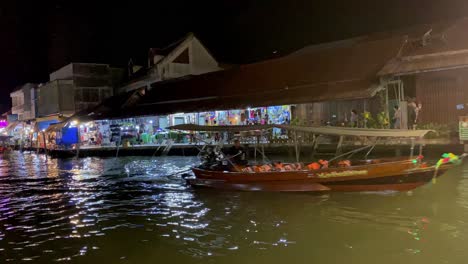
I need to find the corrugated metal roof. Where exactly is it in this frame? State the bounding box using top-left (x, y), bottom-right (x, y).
top-left (128, 35), bottom-right (404, 115)
top-left (379, 18), bottom-right (468, 76)
top-left (379, 49), bottom-right (468, 76)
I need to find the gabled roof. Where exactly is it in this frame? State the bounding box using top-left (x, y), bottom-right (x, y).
top-left (10, 83), bottom-right (38, 95)
top-left (148, 33), bottom-right (188, 57)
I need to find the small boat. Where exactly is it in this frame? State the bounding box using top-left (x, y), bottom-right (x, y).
top-left (189, 158), bottom-right (456, 192)
top-left (169, 124), bottom-right (465, 192)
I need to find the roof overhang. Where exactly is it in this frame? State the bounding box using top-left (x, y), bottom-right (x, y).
top-left (379, 49), bottom-right (468, 76)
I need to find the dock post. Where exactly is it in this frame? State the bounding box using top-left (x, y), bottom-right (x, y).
top-left (336, 136), bottom-right (344, 156)
top-left (261, 134), bottom-right (265, 163)
top-left (116, 139), bottom-right (121, 157)
top-left (42, 132), bottom-right (47, 155)
top-left (294, 131), bottom-right (299, 162)
top-left (410, 138), bottom-right (415, 159)
top-left (311, 135), bottom-right (320, 160)
top-left (254, 136), bottom-right (257, 164)
top-left (75, 142), bottom-right (80, 158)
top-left (75, 127), bottom-right (81, 158)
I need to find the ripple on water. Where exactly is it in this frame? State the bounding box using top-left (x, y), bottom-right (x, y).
top-left (2, 152), bottom-right (468, 263)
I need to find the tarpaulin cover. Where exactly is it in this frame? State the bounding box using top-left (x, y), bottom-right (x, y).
top-left (60, 127), bottom-right (78, 145)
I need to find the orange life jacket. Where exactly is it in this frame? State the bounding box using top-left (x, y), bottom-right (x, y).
top-left (307, 162), bottom-right (321, 170)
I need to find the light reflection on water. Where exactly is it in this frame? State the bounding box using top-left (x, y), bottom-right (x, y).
top-left (0, 151), bottom-right (468, 263)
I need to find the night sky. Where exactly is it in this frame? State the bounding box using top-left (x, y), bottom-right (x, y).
top-left (1, 0), bottom-right (468, 111)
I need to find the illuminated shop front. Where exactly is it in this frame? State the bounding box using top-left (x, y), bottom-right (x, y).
top-left (196, 105), bottom-right (292, 126)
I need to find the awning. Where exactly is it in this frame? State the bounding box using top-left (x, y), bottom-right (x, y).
top-left (45, 122), bottom-right (67, 133)
top-left (5, 121), bottom-right (21, 133)
top-left (36, 115), bottom-right (63, 122)
top-left (37, 120), bottom-right (59, 131)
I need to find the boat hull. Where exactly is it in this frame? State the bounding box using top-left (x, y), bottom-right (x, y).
top-left (188, 160), bottom-right (453, 192)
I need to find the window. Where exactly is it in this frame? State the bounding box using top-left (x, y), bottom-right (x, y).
top-left (74, 89), bottom-right (82, 101)
top-left (174, 117), bottom-right (185, 125)
top-left (173, 48), bottom-right (190, 64)
top-left (100, 89), bottom-right (112, 100)
top-left (82, 88), bottom-right (99, 102)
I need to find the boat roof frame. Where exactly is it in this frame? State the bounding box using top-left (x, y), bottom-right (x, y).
top-left (168, 124), bottom-right (433, 138)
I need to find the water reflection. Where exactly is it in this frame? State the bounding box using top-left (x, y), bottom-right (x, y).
top-left (1, 151), bottom-right (468, 263)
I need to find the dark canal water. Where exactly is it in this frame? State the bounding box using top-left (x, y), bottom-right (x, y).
top-left (1, 151), bottom-right (468, 263)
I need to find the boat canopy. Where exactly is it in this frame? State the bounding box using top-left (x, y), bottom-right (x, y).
top-left (168, 124), bottom-right (433, 138)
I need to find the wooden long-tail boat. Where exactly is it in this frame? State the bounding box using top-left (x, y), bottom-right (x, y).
top-left (169, 124), bottom-right (464, 192)
top-left (189, 160), bottom-right (455, 192)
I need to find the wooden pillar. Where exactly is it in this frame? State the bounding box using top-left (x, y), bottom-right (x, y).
top-left (293, 131), bottom-right (299, 162)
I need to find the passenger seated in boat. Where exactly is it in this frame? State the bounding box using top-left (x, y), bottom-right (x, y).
top-left (200, 147), bottom-right (218, 169)
top-left (242, 166), bottom-right (255, 172)
top-left (338, 160), bottom-right (351, 167)
top-left (273, 161), bottom-right (285, 171)
top-left (292, 162), bottom-right (304, 170)
top-left (253, 164), bottom-right (274, 172)
top-left (227, 139), bottom-right (248, 166)
top-left (319, 159), bottom-right (329, 169)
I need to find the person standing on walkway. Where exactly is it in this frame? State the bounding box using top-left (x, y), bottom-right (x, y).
top-left (408, 100), bottom-right (416, 129)
top-left (350, 109), bottom-right (358, 128)
top-left (414, 101), bottom-right (422, 129)
top-left (393, 105), bottom-right (401, 129)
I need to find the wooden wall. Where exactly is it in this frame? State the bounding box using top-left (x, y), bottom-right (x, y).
top-left (415, 68), bottom-right (468, 125)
